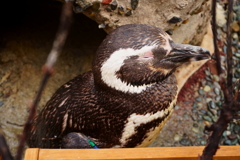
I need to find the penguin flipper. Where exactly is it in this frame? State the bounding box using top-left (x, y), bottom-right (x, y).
top-left (61, 132), bottom-right (99, 149)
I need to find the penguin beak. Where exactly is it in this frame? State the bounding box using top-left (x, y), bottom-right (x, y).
top-left (164, 43), bottom-right (211, 63)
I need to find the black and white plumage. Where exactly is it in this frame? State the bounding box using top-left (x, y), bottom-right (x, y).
top-left (28, 24), bottom-right (210, 148)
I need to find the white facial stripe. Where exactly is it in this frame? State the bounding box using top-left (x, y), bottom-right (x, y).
top-left (118, 100), bottom-right (175, 147)
top-left (164, 39), bottom-right (172, 56)
top-left (159, 33), bottom-right (172, 56)
top-left (165, 32), bottom-right (173, 40)
top-left (101, 46), bottom-right (156, 93)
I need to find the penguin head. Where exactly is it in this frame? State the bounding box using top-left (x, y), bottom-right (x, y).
top-left (93, 24), bottom-right (210, 93)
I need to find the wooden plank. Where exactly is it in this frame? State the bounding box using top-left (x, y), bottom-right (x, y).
top-left (24, 148), bottom-right (39, 160)
top-left (23, 146), bottom-right (240, 160)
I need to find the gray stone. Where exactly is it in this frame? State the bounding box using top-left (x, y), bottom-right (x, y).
top-left (237, 68), bottom-right (240, 73)
top-left (205, 76), bottom-right (212, 81)
top-left (203, 115), bottom-right (212, 122)
top-left (203, 85), bottom-right (211, 92)
top-left (233, 33), bottom-right (238, 40)
top-left (98, 24), bottom-right (105, 28)
top-left (206, 98), bottom-right (212, 103)
top-left (192, 109), bottom-right (198, 113)
top-left (231, 138), bottom-right (238, 145)
top-left (192, 103), bottom-right (197, 108)
top-left (168, 16), bottom-right (182, 23)
top-left (191, 114), bottom-right (197, 121)
top-left (192, 127), bottom-right (199, 133)
top-left (213, 75), bottom-right (220, 82)
top-left (195, 97), bottom-right (202, 102)
top-left (105, 6), bottom-right (112, 12)
top-left (198, 89), bottom-right (204, 95)
top-left (223, 139), bottom-right (232, 145)
top-left (131, 0), bottom-right (139, 10)
top-left (207, 111), bottom-right (214, 117)
top-left (125, 10), bottom-right (132, 16)
top-left (200, 140), bottom-right (206, 145)
top-left (184, 113), bottom-right (189, 120)
top-left (212, 116), bottom-right (218, 122)
top-left (110, 0), bottom-right (118, 10)
top-left (208, 109), bottom-right (217, 116)
top-left (223, 45), bottom-right (227, 53)
top-left (175, 105), bottom-right (180, 110)
top-left (201, 80), bottom-right (207, 86)
top-left (199, 110), bottom-right (207, 114)
top-left (233, 125), bottom-right (240, 134)
top-left (197, 114), bottom-right (203, 119)
top-left (180, 138), bottom-right (192, 146)
top-left (214, 88), bottom-right (220, 95)
top-left (193, 123), bottom-right (198, 127)
top-left (174, 134), bottom-right (181, 141)
top-left (118, 5), bottom-right (124, 15)
top-left (197, 103), bottom-right (203, 108)
top-left (216, 95), bottom-right (221, 101)
top-left (205, 70), bottom-right (211, 76)
top-left (235, 53), bottom-right (240, 58)
top-left (208, 101), bottom-right (216, 109)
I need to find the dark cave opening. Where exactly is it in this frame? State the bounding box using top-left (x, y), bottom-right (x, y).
top-left (0, 0), bottom-right (107, 58)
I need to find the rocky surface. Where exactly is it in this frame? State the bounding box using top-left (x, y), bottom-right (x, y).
top-left (76, 0), bottom-right (211, 44)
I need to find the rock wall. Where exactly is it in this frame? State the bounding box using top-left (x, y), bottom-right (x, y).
top-left (75, 0), bottom-right (211, 44)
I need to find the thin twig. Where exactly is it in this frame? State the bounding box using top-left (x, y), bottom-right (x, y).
top-left (210, 0), bottom-right (230, 103)
top-left (15, 2), bottom-right (73, 160)
top-left (200, 0), bottom-right (235, 160)
top-left (201, 108), bottom-right (233, 160)
top-left (226, 0), bottom-right (234, 102)
top-left (211, 0), bottom-right (222, 76)
top-left (45, 1), bottom-right (73, 71)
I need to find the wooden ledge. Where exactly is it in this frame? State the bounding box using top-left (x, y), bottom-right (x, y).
top-left (24, 146), bottom-right (240, 160)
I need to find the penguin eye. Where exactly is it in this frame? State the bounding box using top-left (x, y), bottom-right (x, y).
top-left (143, 57), bottom-right (152, 59)
top-left (140, 51), bottom-right (154, 60)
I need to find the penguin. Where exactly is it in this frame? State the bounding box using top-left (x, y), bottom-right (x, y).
top-left (27, 24), bottom-right (210, 149)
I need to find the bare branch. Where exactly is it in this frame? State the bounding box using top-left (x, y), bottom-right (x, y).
top-left (201, 108), bottom-right (233, 160)
top-left (210, 0), bottom-right (230, 103)
top-left (45, 1), bottom-right (73, 72)
top-left (211, 0), bottom-right (222, 76)
top-left (226, 0), bottom-right (234, 101)
top-left (14, 2), bottom-right (73, 160)
top-left (200, 0), bottom-right (236, 159)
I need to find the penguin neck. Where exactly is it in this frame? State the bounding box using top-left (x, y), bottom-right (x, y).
top-left (95, 68), bottom-right (175, 95)
top-left (95, 73), bottom-right (178, 115)
top-left (129, 73), bottom-right (178, 115)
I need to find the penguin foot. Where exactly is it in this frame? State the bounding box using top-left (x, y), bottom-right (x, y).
top-left (61, 132), bottom-right (99, 149)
